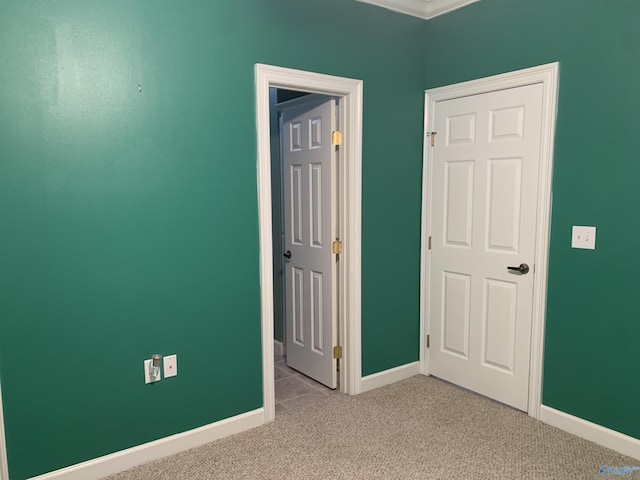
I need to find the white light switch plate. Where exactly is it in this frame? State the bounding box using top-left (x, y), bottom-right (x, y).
top-left (164, 354), bottom-right (178, 378)
top-left (571, 226), bottom-right (596, 250)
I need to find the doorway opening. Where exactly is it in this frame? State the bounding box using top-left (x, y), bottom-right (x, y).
top-left (271, 90), bottom-right (340, 411)
top-left (255, 64), bottom-right (364, 422)
top-left (270, 88), bottom-right (311, 361)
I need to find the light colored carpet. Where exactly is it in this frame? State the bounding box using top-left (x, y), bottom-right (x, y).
top-left (103, 376), bottom-right (638, 479)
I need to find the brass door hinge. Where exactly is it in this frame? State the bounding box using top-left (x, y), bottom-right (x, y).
top-left (332, 240), bottom-right (343, 255)
top-left (426, 131), bottom-right (437, 147)
top-left (333, 345), bottom-right (343, 359)
top-left (426, 334), bottom-right (430, 349)
top-left (332, 130), bottom-right (343, 146)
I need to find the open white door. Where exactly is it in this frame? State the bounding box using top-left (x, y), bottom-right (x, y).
top-left (428, 83), bottom-right (544, 411)
top-left (281, 95), bottom-right (338, 389)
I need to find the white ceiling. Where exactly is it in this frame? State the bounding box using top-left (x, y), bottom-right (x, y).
top-left (355, 0), bottom-right (479, 20)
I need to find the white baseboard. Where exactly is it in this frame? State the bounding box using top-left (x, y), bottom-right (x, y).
top-left (29, 409), bottom-right (266, 480)
top-left (540, 405), bottom-right (640, 461)
top-left (274, 339), bottom-right (286, 356)
top-left (360, 362), bottom-right (420, 393)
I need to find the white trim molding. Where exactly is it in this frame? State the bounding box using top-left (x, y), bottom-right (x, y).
top-left (28, 409), bottom-right (265, 480)
top-left (355, 0), bottom-right (479, 20)
top-left (540, 406), bottom-right (640, 461)
top-left (420, 62), bottom-right (560, 419)
top-left (255, 64), bottom-right (364, 421)
top-left (360, 362), bottom-right (420, 393)
top-left (0, 381), bottom-right (9, 480)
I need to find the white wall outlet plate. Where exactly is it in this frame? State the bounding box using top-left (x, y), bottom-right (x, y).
top-left (571, 226), bottom-right (596, 250)
top-left (144, 359), bottom-right (161, 384)
top-left (163, 354), bottom-right (178, 378)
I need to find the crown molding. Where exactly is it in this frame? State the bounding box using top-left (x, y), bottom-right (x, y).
top-left (355, 0), bottom-right (479, 20)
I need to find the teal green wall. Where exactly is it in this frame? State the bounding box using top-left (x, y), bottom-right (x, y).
top-left (0, 1), bottom-right (425, 477)
top-left (424, 0), bottom-right (640, 439)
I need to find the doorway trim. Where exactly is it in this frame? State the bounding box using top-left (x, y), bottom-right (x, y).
top-left (255, 64), bottom-right (363, 422)
top-left (420, 62), bottom-right (559, 419)
top-left (0, 381), bottom-right (8, 479)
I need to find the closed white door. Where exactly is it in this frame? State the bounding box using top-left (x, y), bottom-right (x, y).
top-left (282, 96), bottom-right (338, 389)
top-left (428, 83), bottom-right (544, 411)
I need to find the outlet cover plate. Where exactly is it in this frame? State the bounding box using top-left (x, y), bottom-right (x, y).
top-left (164, 354), bottom-right (177, 378)
top-left (572, 226), bottom-right (596, 250)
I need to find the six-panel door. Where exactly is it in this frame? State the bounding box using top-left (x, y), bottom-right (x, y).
top-left (428, 84), bottom-right (544, 411)
top-left (282, 96), bottom-right (338, 389)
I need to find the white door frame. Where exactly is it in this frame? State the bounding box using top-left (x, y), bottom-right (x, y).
top-left (255, 64), bottom-right (363, 422)
top-left (0, 381), bottom-right (8, 479)
top-left (420, 62), bottom-right (559, 419)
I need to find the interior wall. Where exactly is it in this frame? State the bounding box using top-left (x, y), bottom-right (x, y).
top-left (423, 0), bottom-right (640, 440)
top-left (0, 1), bottom-right (426, 477)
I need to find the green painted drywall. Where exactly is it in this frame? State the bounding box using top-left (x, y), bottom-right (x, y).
top-left (0, 1), bottom-right (425, 477)
top-left (424, 0), bottom-right (640, 439)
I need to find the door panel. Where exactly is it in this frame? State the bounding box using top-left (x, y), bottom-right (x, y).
top-left (482, 278), bottom-right (517, 372)
top-left (282, 96), bottom-right (337, 389)
top-left (442, 271), bottom-right (470, 358)
top-left (292, 267), bottom-right (304, 346)
top-left (486, 158), bottom-right (522, 252)
top-left (444, 160), bottom-right (474, 247)
top-left (429, 83), bottom-right (544, 411)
